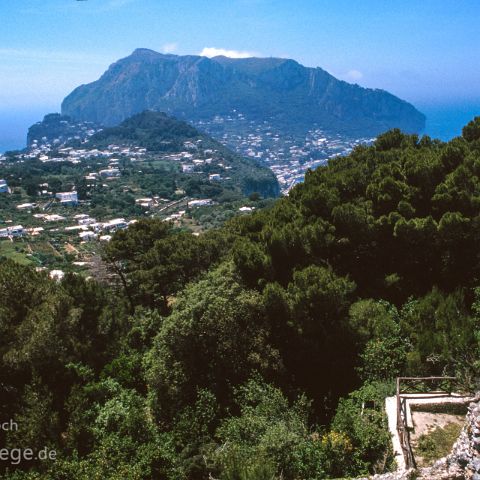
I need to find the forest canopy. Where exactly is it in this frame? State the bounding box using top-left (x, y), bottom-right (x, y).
top-left (1, 118), bottom-right (480, 479)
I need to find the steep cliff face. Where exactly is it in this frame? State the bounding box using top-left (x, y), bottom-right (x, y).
top-left (62, 49), bottom-right (425, 136)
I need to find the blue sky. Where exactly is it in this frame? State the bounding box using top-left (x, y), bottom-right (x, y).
top-left (1, 0), bottom-right (479, 116)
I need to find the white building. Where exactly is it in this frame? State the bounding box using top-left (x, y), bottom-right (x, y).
top-left (65, 225), bottom-right (87, 232)
top-left (103, 218), bottom-right (128, 231)
top-left (43, 214), bottom-right (66, 222)
top-left (99, 168), bottom-right (121, 179)
top-left (16, 203), bottom-right (36, 210)
top-left (78, 217), bottom-right (97, 226)
top-left (49, 270), bottom-right (65, 282)
top-left (135, 198), bottom-right (154, 208)
top-left (27, 227), bottom-right (44, 236)
top-left (182, 164), bottom-right (195, 173)
top-left (0, 225), bottom-right (24, 238)
top-left (56, 191), bottom-right (78, 206)
top-left (79, 231), bottom-right (96, 241)
top-left (188, 199), bottom-right (214, 208)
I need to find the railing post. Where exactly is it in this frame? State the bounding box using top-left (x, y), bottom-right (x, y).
top-left (395, 376), bottom-right (470, 470)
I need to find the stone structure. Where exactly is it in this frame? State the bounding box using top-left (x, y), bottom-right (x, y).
top-left (358, 395), bottom-right (480, 480)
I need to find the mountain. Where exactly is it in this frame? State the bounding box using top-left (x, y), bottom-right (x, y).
top-left (62, 49), bottom-right (425, 137)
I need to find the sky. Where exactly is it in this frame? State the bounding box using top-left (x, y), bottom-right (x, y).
top-left (1, 0), bottom-right (480, 149)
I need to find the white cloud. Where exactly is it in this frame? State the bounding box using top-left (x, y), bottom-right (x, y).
top-left (162, 43), bottom-right (178, 54)
top-left (199, 47), bottom-right (258, 59)
top-left (343, 69), bottom-right (364, 82)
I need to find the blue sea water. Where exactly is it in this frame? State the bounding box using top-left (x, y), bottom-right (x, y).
top-left (420, 102), bottom-right (480, 141)
top-left (0, 108), bottom-right (55, 153)
top-left (0, 139), bottom-right (26, 153)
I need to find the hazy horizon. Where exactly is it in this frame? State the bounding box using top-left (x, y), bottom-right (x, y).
top-left (2, 99), bottom-right (480, 154)
top-left (2, 0), bottom-right (480, 151)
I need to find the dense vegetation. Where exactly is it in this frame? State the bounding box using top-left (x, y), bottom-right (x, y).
top-left (2, 119), bottom-right (480, 479)
top-left (87, 111), bottom-right (199, 151)
top-left (0, 152), bottom-right (261, 213)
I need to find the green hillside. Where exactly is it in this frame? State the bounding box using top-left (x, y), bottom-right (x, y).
top-left (2, 118), bottom-right (480, 479)
top-left (87, 110), bottom-right (280, 198)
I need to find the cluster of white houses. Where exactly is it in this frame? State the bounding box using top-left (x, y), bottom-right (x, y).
top-left (16, 190), bottom-right (79, 210)
top-left (0, 215), bottom-right (133, 241)
top-left (65, 215), bottom-right (134, 242)
top-left (26, 140), bottom-right (147, 164)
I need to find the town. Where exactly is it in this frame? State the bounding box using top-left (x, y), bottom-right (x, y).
top-left (194, 111), bottom-right (375, 193)
top-left (0, 115), bottom-right (272, 278)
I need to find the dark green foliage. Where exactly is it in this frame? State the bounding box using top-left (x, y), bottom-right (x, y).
top-left (207, 377), bottom-right (326, 480)
top-left (102, 218), bottom-right (231, 311)
top-left (145, 263), bottom-right (282, 422)
top-left (331, 382), bottom-right (395, 475)
top-left (462, 116), bottom-right (480, 142)
top-left (3, 122), bottom-right (480, 479)
top-left (349, 300), bottom-right (407, 382)
top-left (88, 111), bottom-right (199, 152)
top-left (268, 266), bottom-right (357, 414)
top-left (229, 128), bottom-right (480, 303)
top-left (400, 288), bottom-right (479, 377)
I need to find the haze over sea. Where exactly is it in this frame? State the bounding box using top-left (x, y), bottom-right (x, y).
top-left (0, 107), bottom-right (56, 154)
top-left (1, 102), bottom-right (479, 154)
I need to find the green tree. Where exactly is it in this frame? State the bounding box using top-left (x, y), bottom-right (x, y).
top-left (209, 377), bottom-right (325, 480)
top-left (462, 116), bottom-right (480, 142)
top-left (145, 263), bottom-right (281, 421)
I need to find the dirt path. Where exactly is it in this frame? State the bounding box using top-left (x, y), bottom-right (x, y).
top-left (65, 243), bottom-right (79, 255)
top-left (410, 412), bottom-right (465, 467)
top-left (410, 412), bottom-right (465, 441)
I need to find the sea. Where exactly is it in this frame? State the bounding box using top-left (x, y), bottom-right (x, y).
top-left (0, 107), bottom-right (56, 154)
top-left (420, 102), bottom-right (480, 141)
top-left (0, 103), bottom-right (479, 153)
